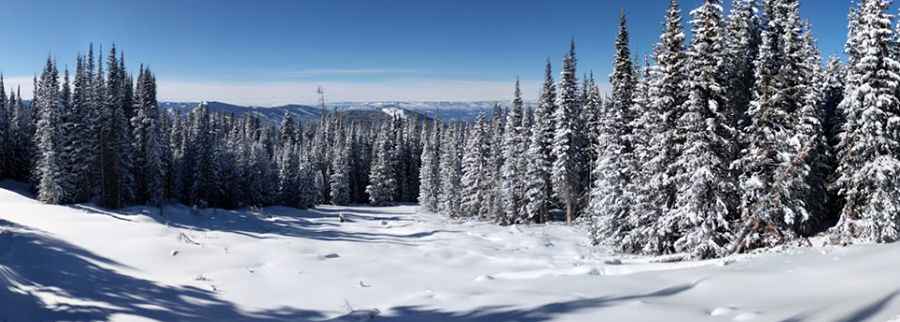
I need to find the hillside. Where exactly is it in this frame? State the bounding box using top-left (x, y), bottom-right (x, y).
top-left (160, 101), bottom-right (434, 124)
top-left (159, 100), bottom-right (529, 124)
top-left (2, 181), bottom-right (900, 322)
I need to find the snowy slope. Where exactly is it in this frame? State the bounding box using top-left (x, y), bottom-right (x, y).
top-left (161, 101), bottom-right (325, 124)
top-left (331, 101), bottom-right (538, 121)
top-left (1, 181), bottom-right (900, 322)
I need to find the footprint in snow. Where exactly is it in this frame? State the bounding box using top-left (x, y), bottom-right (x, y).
top-left (474, 274), bottom-right (495, 282)
top-left (319, 253), bottom-right (341, 260)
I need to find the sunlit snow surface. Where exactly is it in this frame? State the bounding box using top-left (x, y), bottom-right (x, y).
top-left (1, 180), bottom-right (899, 322)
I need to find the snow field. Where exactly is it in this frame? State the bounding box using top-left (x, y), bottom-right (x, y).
top-left (2, 183), bottom-right (900, 321)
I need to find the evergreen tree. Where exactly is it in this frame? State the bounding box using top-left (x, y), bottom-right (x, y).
top-left (499, 80), bottom-right (528, 224)
top-left (832, 0), bottom-right (900, 243)
top-left (188, 102), bottom-right (218, 207)
top-left (723, 0), bottom-right (761, 139)
top-left (9, 87), bottom-right (34, 182)
top-left (368, 124), bottom-right (397, 206)
top-left (0, 75), bottom-right (7, 179)
top-left (131, 67), bottom-right (164, 205)
top-left (438, 125), bottom-right (463, 217)
top-left (330, 130), bottom-right (352, 206)
top-left (589, 13), bottom-right (640, 250)
top-left (278, 143), bottom-right (302, 207)
top-left (296, 152), bottom-right (319, 209)
top-left (822, 57), bottom-right (846, 150)
top-left (418, 121), bottom-right (441, 211)
top-left (35, 59), bottom-right (67, 204)
top-left (667, 0), bottom-right (735, 259)
top-left (524, 63), bottom-right (557, 223)
top-left (66, 53), bottom-right (97, 202)
top-left (552, 40), bottom-right (584, 224)
top-left (732, 0), bottom-right (828, 251)
top-left (461, 113), bottom-right (490, 217)
top-left (98, 47), bottom-right (131, 209)
top-left (631, 0), bottom-right (690, 255)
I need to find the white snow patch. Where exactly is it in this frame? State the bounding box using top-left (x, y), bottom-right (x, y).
top-left (2, 181), bottom-right (900, 322)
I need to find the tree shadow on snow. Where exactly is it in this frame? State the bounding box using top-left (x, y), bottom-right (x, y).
top-left (0, 180), bottom-right (36, 200)
top-left (834, 290), bottom-right (900, 322)
top-left (0, 219), bottom-right (327, 322)
top-left (364, 282), bottom-right (699, 322)
top-left (775, 290), bottom-right (900, 322)
top-left (311, 207), bottom-right (415, 221)
top-left (0, 223), bottom-right (700, 322)
top-left (157, 206), bottom-right (458, 245)
top-left (60, 200), bottom-right (458, 246)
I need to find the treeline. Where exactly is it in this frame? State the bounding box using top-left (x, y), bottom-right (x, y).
top-left (423, 0), bottom-right (900, 259)
top-left (0, 45), bottom-right (426, 210)
top-left (4, 0), bottom-right (900, 261)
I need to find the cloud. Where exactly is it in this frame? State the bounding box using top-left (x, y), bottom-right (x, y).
top-left (2, 76), bottom-right (35, 99)
top-left (156, 79), bottom-right (541, 106)
top-left (287, 68), bottom-right (420, 78)
top-left (2, 75), bottom-right (549, 106)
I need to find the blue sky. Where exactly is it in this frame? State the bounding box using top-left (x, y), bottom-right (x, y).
top-left (0, 0), bottom-right (857, 105)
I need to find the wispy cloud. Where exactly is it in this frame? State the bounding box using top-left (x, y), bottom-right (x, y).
top-left (288, 68), bottom-right (420, 78)
top-left (2, 74), bottom-right (547, 106)
top-left (2, 76), bottom-right (35, 99)
top-left (156, 78), bottom-right (541, 106)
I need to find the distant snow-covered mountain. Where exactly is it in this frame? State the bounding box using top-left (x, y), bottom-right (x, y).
top-left (330, 101), bottom-right (534, 121)
top-left (160, 100), bottom-right (520, 124)
top-left (160, 101), bottom-right (324, 124)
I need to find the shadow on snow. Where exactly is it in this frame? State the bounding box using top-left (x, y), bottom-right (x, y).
top-left (0, 219), bottom-right (327, 322)
top-left (0, 222), bottom-right (699, 322)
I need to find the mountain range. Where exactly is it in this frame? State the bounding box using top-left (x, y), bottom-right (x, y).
top-left (160, 100), bottom-right (531, 124)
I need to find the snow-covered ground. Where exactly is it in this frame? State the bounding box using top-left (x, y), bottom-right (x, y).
top-left (1, 181), bottom-right (899, 322)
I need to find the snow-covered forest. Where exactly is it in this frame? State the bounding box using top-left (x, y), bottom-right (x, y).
top-left (7, 0), bottom-right (900, 320)
top-left (1, 0), bottom-right (900, 264)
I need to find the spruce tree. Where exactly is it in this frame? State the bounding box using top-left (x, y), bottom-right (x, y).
top-left (589, 13), bottom-right (639, 250)
top-left (499, 80), bottom-right (527, 224)
top-left (131, 67), bottom-right (164, 205)
top-left (9, 88), bottom-right (34, 182)
top-left (524, 63), bottom-right (557, 223)
top-left (418, 121), bottom-right (441, 212)
top-left (35, 59), bottom-right (67, 204)
top-left (732, 0), bottom-right (828, 251)
top-left (822, 57), bottom-right (846, 150)
top-left (551, 40), bottom-right (583, 224)
top-left (723, 0), bottom-right (761, 138)
top-left (68, 53), bottom-right (96, 202)
top-left (833, 0), bottom-right (900, 243)
top-left (438, 125), bottom-right (463, 217)
top-left (278, 143), bottom-right (302, 207)
top-left (98, 47), bottom-right (130, 208)
top-left (461, 113), bottom-right (489, 217)
top-left (632, 0), bottom-right (689, 255)
top-left (667, 0), bottom-right (735, 259)
top-left (0, 75), bottom-right (7, 179)
top-left (188, 102), bottom-right (219, 207)
top-left (330, 130), bottom-right (352, 206)
top-left (297, 152), bottom-right (319, 209)
top-left (367, 124), bottom-right (397, 206)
